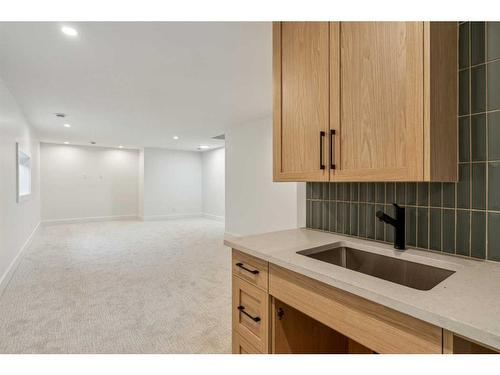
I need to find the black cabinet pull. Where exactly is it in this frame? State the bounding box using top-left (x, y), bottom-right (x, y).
top-left (320, 131), bottom-right (326, 170)
top-left (235, 262), bottom-right (259, 275)
top-left (238, 305), bottom-right (261, 322)
top-left (330, 129), bottom-right (336, 170)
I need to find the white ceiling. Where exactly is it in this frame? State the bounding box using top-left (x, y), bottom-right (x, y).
top-left (0, 22), bottom-right (271, 151)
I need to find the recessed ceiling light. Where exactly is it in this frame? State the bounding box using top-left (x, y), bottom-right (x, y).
top-left (61, 26), bottom-right (78, 37)
top-left (173, 136), bottom-right (179, 140)
top-left (198, 145), bottom-right (210, 150)
top-left (63, 123), bottom-right (71, 128)
top-left (118, 145), bottom-right (123, 148)
top-left (64, 142), bottom-right (69, 144)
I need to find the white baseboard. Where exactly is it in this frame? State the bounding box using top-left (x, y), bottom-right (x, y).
top-left (0, 221), bottom-right (41, 297)
top-left (42, 215), bottom-right (139, 225)
top-left (142, 213), bottom-right (203, 221)
top-left (202, 213), bottom-right (225, 223)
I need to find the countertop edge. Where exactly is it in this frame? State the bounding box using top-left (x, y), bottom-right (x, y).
top-left (224, 238), bottom-right (500, 351)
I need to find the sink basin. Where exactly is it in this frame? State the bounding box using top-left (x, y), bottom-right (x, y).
top-left (297, 246), bottom-right (455, 291)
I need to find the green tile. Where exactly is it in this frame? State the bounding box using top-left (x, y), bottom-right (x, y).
top-left (456, 210), bottom-right (470, 256)
top-left (328, 201), bottom-right (336, 232)
top-left (320, 201), bottom-right (329, 231)
top-left (488, 212), bottom-right (500, 261)
top-left (417, 208), bottom-right (429, 249)
top-left (350, 183), bottom-right (359, 202)
top-left (459, 69), bottom-right (470, 116)
top-left (459, 22), bottom-right (469, 69)
top-left (406, 207), bottom-right (417, 247)
top-left (471, 65), bottom-right (486, 114)
top-left (306, 200), bottom-right (311, 228)
top-left (442, 209), bottom-right (455, 253)
top-left (459, 117), bottom-right (470, 162)
top-left (488, 162), bottom-right (500, 210)
top-left (359, 183), bottom-right (366, 202)
top-left (386, 183), bottom-right (395, 203)
top-left (396, 183), bottom-right (405, 205)
top-left (311, 201), bottom-right (322, 229)
top-left (342, 202), bottom-right (350, 235)
top-left (366, 183), bottom-right (375, 203)
top-left (336, 201), bottom-right (344, 233)
top-left (358, 203), bottom-right (366, 237)
top-left (329, 183), bottom-right (336, 201)
top-left (336, 183), bottom-right (345, 200)
top-left (375, 204), bottom-right (385, 241)
top-left (350, 203), bottom-right (358, 235)
top-left (442, 183), bottom-right (456, 208)
top-left (488, 112), bottom-right (500, 161)
top-left (375, 183), bottom-right (385, 204)
top-left (487, 22), bottom-right (500, 61)
top-left (312, 182), bottom-right (321, 199)
top-left (457, 164), bottom-right (470, 209)
top-left (472, 163), bottom-right (486, 209)
top-left (406, 183), bottom-right (417, 205)
top-left (429, 183), bottom-right (442, 207)
top-left (306, 182), bottom-right (312, 199)
top-left (344, 183), bottom-right (351, 201)
top-left (471, 211), bottom-right (486, 259)
top-left (385, 204), bottom-right (395, 243)
top-left (470, 22), bottom-right (485, 66)
top-left (430, 208), bottom-right (442, 251)
top-left (366, 204), bottom-right (375, 239)
top-left (488, 60), bottom-right (500, 111)
top-left (417, 182), bottom-right (429, 206)
top-left (321, 183), bottom-right (329, 200)
top-left (471, 114), bottom-right (486, 161)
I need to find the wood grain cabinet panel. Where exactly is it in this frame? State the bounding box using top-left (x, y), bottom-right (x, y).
top-left (273, 21), bottom-right (457, 182)
top-left (232, 276), bottom-right (269, 353)
top-left (273, 22), bottom-right (330, 182)
top-left (232, 332), bottom-right (262, 354)
top-left (232, 249), bottom-right (269, 291)
top-left (269, 264), bottom-right (443, 354)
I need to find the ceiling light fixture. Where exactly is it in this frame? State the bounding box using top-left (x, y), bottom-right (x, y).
top-left (63, 123), bottom-right (71, 128)
top-left (118, 145), bottom-right (123, 148)
top-left (198, 145), bottom-right (210, 150)
top-left (64, 142), bottom-right (69, 144)
top-left (61, 26), bottom-right (78, 37)
top-left (173, 136), bottom-right (179, 140)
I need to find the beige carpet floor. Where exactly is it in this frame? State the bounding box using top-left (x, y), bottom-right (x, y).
top-left (0, 218), bottom-right (231, 353)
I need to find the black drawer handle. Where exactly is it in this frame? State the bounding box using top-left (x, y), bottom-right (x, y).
top-left (330, 129), bottom-right (336, 170)
top-left (238, 305), bottom-right (261, 322)
top-left (320, 131), bottom-right (326, 170)
top-left (236, 262), bottom-right (259, 275)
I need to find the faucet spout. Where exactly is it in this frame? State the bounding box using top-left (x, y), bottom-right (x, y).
top-left (376, 203), bottom-right (406, 250)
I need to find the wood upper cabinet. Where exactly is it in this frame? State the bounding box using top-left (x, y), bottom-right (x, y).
top-left (273, 22), bottom-right (330, 182)
top-left (273, 22), bottom-right (458, 182)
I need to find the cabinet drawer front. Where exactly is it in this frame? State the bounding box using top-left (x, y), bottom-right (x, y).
top-left (232, 276), bottom-right (269, 353)
top-left (232, 332), bottom-right (262, 354)
top-left (232, 249), bottom-right (269, 291)
top-left (269, 264), bottom-right (442, 354)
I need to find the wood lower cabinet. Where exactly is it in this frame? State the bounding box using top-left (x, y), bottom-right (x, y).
top-left (231, 248), bottom-right (497, 354)
top-left (273, 22), bottom-right (457, 182)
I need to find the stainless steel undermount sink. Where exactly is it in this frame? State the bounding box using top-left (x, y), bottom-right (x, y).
top-left (297, 246), bottom-right (455, 291)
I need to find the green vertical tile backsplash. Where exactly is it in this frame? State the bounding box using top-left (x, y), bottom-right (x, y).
top-left (305, 22), bottom-right (500, 262)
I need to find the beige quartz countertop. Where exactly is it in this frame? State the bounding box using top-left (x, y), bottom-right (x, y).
top-left (224, 228), bottom-right (500, 351)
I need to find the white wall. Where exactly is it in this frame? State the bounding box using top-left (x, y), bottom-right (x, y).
top-left (142, 148), bottom-right (202, 220)
top-left (202, 147), bottom-right (225, 221)
top-left (0, 76), bottom-right (41, 291)
top-left (40, 143), bottom-right (139, 222)
top-left (225, 117), bottom-right (305, 236)
top-left (138, 148), bottom-right (144, 219)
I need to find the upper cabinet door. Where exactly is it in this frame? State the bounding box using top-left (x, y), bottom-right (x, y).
top-left (333, 22), bottom-right (424, 181)
top-left (273, 22), bottom-right (330, 182)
